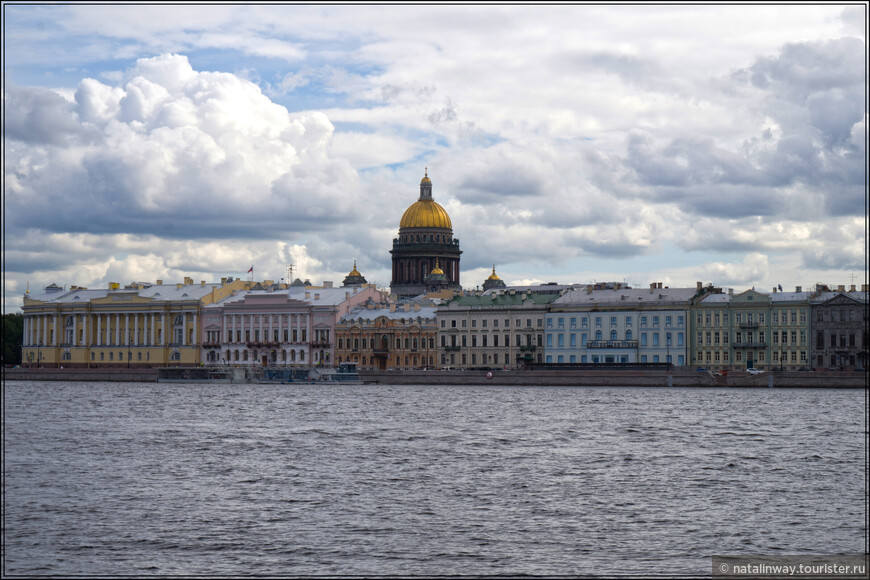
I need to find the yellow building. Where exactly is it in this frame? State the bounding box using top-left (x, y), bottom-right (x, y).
top-left (21, 277), bottom-right (250, 368)
top-left (335, 301), bottom-right (439, 370)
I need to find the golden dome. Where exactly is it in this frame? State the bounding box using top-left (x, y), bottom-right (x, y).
top-left (348, 260), bottom-right (361, 277)
top-left (421, 167), bottom-right (431, 184)
top-left (487, 266), bottom-right (500, 280)
top-left (431, 259), bottom-right (445, 275)
top-left (399, 200), bottom-right (452, 229)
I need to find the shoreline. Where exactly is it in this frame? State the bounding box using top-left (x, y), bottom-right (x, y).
top-left (3, 367), bottom-right (866, 388)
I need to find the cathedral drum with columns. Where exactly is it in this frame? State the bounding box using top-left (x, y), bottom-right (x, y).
top-left (390, 171), bottom-right (462, 297)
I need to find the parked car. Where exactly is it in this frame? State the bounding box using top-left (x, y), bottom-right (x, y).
top-left (746, 368), bottom-right (764, 375)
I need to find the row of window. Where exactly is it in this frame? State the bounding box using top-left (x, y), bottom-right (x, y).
top-left (547, 331), bottom-right (685, 348)
top-left (337, 337), bottom-right (436, 350)
top-left (442, 318), bottom-right (544, 328)
top-left (548, 315), bottom-right (686, 329)
top-left (696, 310), bottom-right (807, 325)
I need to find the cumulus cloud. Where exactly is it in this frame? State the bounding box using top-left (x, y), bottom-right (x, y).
top-left (5, 54), bottom-right (363, 241)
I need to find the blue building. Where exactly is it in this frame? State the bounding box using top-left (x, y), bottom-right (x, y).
top-left (545, 283), bottom-right (708, 367)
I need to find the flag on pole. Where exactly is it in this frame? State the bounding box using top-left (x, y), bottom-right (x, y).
top-left (247, 266), bottom-right (254, 273)
top-left (778, 284), bottom-right (783, 292)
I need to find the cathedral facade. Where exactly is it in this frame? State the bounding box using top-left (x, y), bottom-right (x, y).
top-left (390, 171), bottom-right (462, 297)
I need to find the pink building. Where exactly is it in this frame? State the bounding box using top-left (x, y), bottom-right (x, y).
top-left (201, 283), bottom-right (386, 367)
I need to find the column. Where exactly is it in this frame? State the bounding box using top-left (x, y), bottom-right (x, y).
top-left (125, 314), bottom-right (130, 345)
top-left (151, 313), bottom-right (156, 346)
top-left (116, 313), bottom-right (121, 345)
top-left (134, 313), bottom-right (139, 345)
top-left (53, 314), bottom-right (59, 346)
top-left (43, 314), bottom-right (48, 345)
top-left (192, 313), bottom-right (197, 346)
top-left (181, 312), bottom-right (186, 346)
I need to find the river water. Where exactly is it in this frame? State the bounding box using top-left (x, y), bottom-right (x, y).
top-left (3, 382), bottom-right (865, 577)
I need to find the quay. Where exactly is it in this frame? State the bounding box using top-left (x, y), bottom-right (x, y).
top-left (3, 367), bottom-right (866, 388)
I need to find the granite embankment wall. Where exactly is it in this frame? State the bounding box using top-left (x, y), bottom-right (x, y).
top-left (360, 369), bottom-right (867, 388)
top-left (4, 368), bottom-right (159, 382)
top-left (3, 367), bottom-right (866, 387)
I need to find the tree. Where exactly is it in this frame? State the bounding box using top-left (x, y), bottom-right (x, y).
top-left (2, 313), bottom-right (24, 366)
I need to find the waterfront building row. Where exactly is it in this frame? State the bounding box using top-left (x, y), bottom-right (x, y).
top-left (19, 274), bottom-right (868, 372)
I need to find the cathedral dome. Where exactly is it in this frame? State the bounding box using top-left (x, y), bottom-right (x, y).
top-left (399, 200), bottom-right (452, 229)
top-left (398, 170), bottom-right (452, 230)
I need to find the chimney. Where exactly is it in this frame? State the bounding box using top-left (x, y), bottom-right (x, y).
top-left (184, 276), bottom-right (193, 285)
top-left (849, 285), bottom-right (856, 292)
top-left (862, 284), bottom-right (868, 292)
top-left (795, 286), bottom-right (802, 293)
top-left (697, 281), bottom-right (703, 291)
top-left (323, 281), bottom-right (333, 288)
top-left (345, 292), bottom-right (350, 300)
top-left (658, 282), bottom-right (663, 289)
top-left (157, 280), bottom-right (163, 285)
top-left (837, 285), bottom-right (845, 292)
top-left (728, 288), bottom-right (733, 295)
top-left (414, 304), bottom-right (420, 311)
top-left (221, 277), bottom-right (227, 285)
top-left (587, 285), bottom-right (593, 294)
top-left (176, 283), bottom-right (183, 289)
top-left (201, 281), bottom-right (206, 286)
top-left (650, 283), bottom-right (655, 294)
top-left (773, 287), bottom-right (777, 293)
top-left (390, 303), bottom-right (396, 312)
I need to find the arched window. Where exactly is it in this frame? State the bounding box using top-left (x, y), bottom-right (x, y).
top-left (626, 330), bottom-right (632, 340)
top-left (610, 330), bottom-right (617, 340)
top-left (595, 330), bottom-right (602, 341)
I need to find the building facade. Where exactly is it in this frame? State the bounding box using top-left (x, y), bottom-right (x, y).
top-left (810, 285), bottom-right (868, 370)
top-left (436, 290), bottom-right (557, 369)
top-left (692, 287), bottom-right (812, 371)
top-left (547, 284), bottom-right (700, 366)
top-left (202, 284), bottom-right (386, 367)
top-left (390, 171), bottom-right (462, 297)
top-left (21, 277), bottom-right (248, 368)
top-left (335, 301), bottom-right (438, 370)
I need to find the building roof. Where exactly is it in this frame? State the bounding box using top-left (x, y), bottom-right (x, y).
top-left (340, 306), bottom-right (438, 323)
top-left (25, 282), bottom-right (223, 304)
top-left (554, 287), bottom-right (699, 308)
top-left (212, 286), bottom-right (374, 308)
top-left (444, 292), bottom-right (559, 308)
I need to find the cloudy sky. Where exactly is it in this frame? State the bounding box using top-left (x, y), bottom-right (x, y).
top-left (3, 3), bottom-right (866, 311)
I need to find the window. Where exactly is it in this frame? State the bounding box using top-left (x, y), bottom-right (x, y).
top-left (581, 317), bottom-right (588, 328)
top-left (626, 317), bottom-right (632, 327)
top-left (641, 333), bottom-right (647, 347)
top-left (610, 330), bottom-right (617, 340)
top-left (678, 316), bottom-right (684, 327)
top-left (653, 334), bottom-right (660, 347)
top-left (641, 316), bottom-right (647, 327)
top-left (652, 316), bottom-right (659, 326)
top-left (570, 318), bottom-right (577, 328)
top-left (610, 317), bottom-right (617, 327)
top-left (595, 317), bottom-right (602, 328)
top-left (626, 330), bottom-right (632, 341)
top-left (665, 316), bottom-right (672, 327)
top-left (558, 318), bottom-right (564, 328)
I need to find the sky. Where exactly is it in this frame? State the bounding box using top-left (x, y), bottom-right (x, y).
top-left (2, 3), bottom-right (867, 312)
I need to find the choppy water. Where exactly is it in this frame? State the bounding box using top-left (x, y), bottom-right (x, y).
top-left (3, 382), bottom-right (866, 577)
